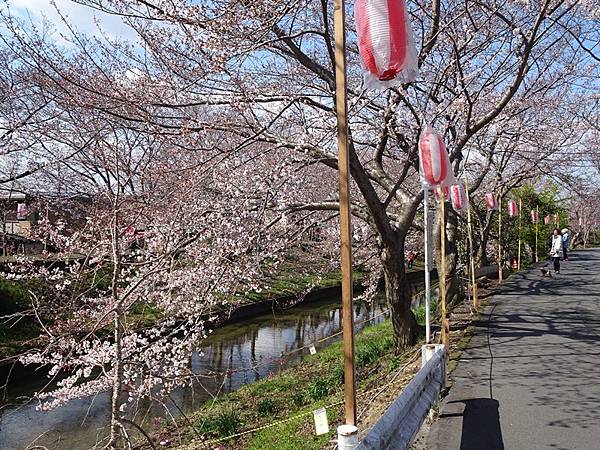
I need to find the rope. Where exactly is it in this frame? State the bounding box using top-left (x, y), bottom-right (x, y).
top-left (202, 281), bottom-right (440, 378)
top-left (198, 348), bottom-right (424, 447)
top-left (200, 399), bottom-right (345, 447)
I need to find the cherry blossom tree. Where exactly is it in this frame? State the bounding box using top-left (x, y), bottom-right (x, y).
top-left (2, 0), bottom-right (597, 352)
top-left (1, 100), bottom-right (302, 447)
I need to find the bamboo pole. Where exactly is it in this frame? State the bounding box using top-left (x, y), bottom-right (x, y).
top-left (333, 0), bottom-right (356, 426)
top-left (424, 187), bottom-right (432, 343)
top-left (464, 181), bottom-right (478, 309)
top-left (498, 196), bottom-right (503, 284)
top-left (518, 198), bottom-right (522, 271)
top-left (535, 205), bottom-right (539, 263)
top-left (439, 192), bottom-right (449, 351)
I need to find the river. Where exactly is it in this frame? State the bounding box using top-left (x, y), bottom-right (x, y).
top-left (0, 286), bottom-right (432, 450)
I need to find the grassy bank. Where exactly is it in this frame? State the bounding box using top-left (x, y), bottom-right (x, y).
top-left (143, 319), bottom-right (422, 450)
top-left (0, 279), bottom-right (40, 358)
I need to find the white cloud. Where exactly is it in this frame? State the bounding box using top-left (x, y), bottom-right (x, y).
top-left (5, 0), bottom-right (138, 42)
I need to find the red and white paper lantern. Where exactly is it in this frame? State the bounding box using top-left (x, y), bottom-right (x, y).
top-left (544, 215), bottom-right (551, 225)
top-left (450, 184), bottom-right (468, 212)
top-left (484, 193), bottom-right (498, 211)
top-left (16, 203), bottom-right (27, 220)
top-left (355, 0), bottom-right (418, 88)
top-left (530, 210), bottom-right (538, 224)
top-left (434, 184), bottom-right (450, 202)
top-left (507, 200), bottom-right (518, 217)
top-left (419, 126), bottom-right (450, 186)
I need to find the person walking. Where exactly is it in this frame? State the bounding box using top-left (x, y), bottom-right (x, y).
top-left (561, 228), bottom-right (570, 260)
top-left (550, 228), bottom-right (562, 274)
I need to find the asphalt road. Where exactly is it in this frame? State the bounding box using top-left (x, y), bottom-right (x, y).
top-left (426, 249), bottom-right (600, 450)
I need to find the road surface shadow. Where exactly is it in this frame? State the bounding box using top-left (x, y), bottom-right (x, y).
top-left (441, 398), bottom-right (505, 450)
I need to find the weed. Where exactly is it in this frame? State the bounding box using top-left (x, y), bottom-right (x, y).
top-left (308, 378), bottom-right (329, 401)
top-left (356, 340), bottom-right (381, 367)
top-left (413, 299), bottom-right (438, 327)
top-left (291, 392), bottom-right (306, 408)
top-left (257, 398), bottom-right (278, 416)
top-left (327, 364), bottom-right (344, 386)
top-left (197, 409), bottom-right (242, 437)
top-left (388, 355), bottom-right (402, 372)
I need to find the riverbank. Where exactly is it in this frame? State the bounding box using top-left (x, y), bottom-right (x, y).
top-left (0, 260), bottom-right (500, 449)
top-left (0, 257), bottom-right (434, 365)
top-left (139, 319), bottom-right (420, 450)
top-left (140, 274), bottom-right (507, 450)
top-left (136, 292), bottom-right (489, 450)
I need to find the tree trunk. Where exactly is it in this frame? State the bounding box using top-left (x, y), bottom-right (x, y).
top-left (475, 231), bottom-right (489, 267)
top-left (380, 244), bottom-right (418, 351)
top-left (108, 311), bottom-right (125, 449)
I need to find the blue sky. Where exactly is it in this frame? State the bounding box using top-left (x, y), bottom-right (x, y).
top-left (4, 0), bottom-right (136, 41)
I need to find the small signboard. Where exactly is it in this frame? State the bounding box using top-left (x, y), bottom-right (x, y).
top-left (313, 407), bottom-right (329, 435)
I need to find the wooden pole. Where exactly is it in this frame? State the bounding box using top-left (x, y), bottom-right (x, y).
top-left (439, 193), bottom-right (449, 351)
top-left (464, 181), bottom-right (478, 309)
top-left (517, 198), bottom-right (522, 271)
top-left (333, 0), bottom-right (356, 426)
top-left (498, 196), bottom-right (503, 284)
top-left (424, 187), bottom-right (432, 343)
top-left (535, 205), bottom-right (539, 263)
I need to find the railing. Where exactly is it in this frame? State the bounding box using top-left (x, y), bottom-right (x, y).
top-left (355, 344), bottom-right (446, 450)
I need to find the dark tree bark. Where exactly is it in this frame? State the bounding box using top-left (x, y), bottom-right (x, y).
top-left (380, 240), bottom-right (418, 350)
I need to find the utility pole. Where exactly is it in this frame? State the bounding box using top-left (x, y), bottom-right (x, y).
top-left (333, 0), bottom-right (356, 426)
top-left (424, 187), bottom-right (432, 342)
top-left (535, 205), bottom-right (539, 263)
top-left (465, 181), bottom-right (478, 309)
top-left (498, 196), bottom-right (503, 284)
top-left (518, 198), bottom-right (522, 271)
top-left (439, 194), bottom-right (449, 351)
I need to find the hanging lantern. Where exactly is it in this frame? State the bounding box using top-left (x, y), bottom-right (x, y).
top-left (450, 184), bottom-right (468, 212)
top-left (554, 213), bottom-right (559, 224)
top-left (579, 217), bottom-right (583, 226)
top-left (484, 193), bottom-right (498, 211)
top-left (530, 210), bottom-right (538, 224)
top-left (355, 0), bottom-right (418, 88)
top-left (544, 215), bottom-right (551, 225)
top-left (16, 203), bottom-right (27, 220)
top-left (419, 126), bottom-right (450, 186)
top-left (434, 184), bottom-right (450, 202)
top-left (507, 200), bottom-right (518, 217)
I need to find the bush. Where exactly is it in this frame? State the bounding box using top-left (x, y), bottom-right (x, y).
top-left (257, 398), bottom-right (278, 416)
top-left (291, 392), bottom-right (306, 408)
top-left (308, 378), bottom-right (329, 401)
top-left (0, 279), bottom-right (29, 314)
top-left (355, 341), bottom-right (381, 367)
top-left (197, 409), bottom-right (242, 437)
top-left (327, 364), bottom-right (344, 386)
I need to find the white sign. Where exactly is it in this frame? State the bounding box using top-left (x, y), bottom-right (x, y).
top-left (313, 407), bottom-right (329, 435)
top-left (309, 345), bottom-right (317, 355)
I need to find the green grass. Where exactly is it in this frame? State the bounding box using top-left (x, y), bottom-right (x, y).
top-left (173, 320), bottom-right (402, 450)
top-left (413, 298), bottom-right (438, 327)
top-left (0, 279), bottom-right (41, 357)
top-left (241, 270), bottom-right (365, 304)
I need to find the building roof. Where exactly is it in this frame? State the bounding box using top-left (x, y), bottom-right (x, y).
top-left (0, 192), bottom-right (27, 200)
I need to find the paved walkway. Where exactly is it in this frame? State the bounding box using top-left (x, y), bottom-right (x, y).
top-left (426, 249), bottom-right (600, 450)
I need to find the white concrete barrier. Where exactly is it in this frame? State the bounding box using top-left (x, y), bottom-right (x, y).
top-left (356, 344), bottom-right (446, 450)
